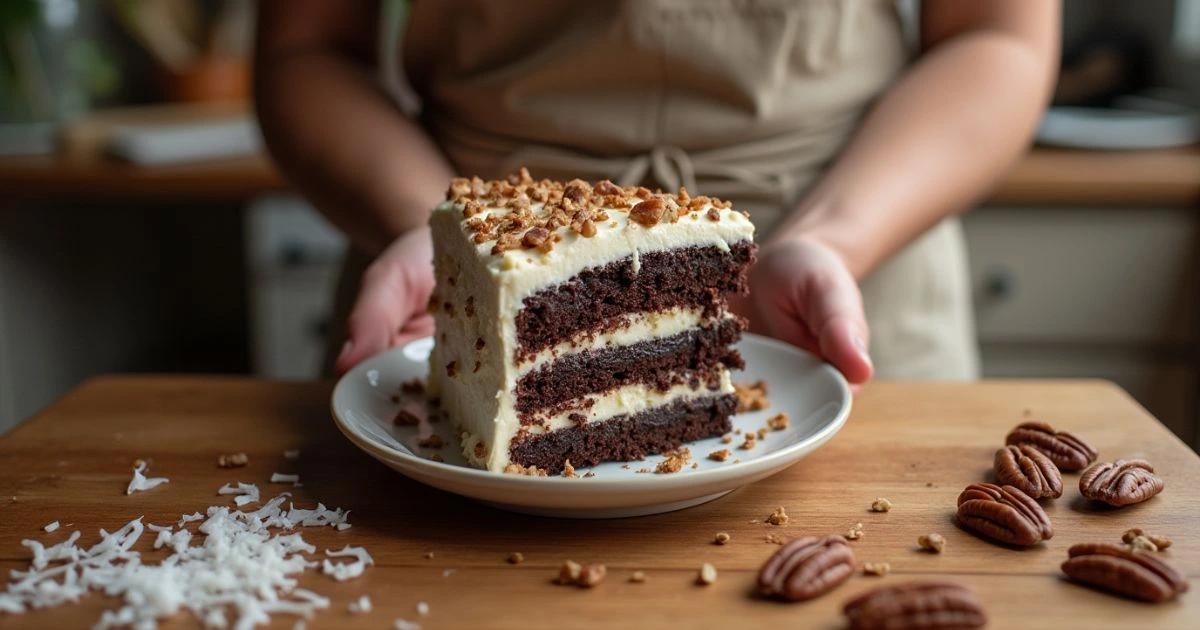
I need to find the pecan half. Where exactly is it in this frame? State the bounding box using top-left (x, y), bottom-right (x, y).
top-left (1005, 421), bottom-right (1097, 472)
top-left (1062, 543), bottom-right (1188, 603)
top-left (955, 483), bottom-right (1053, 546)
top-left (843, 582), bottom-right (987, 630)
top-left (1079, 459), bottom-right (1164, 506)
top-left (994, 445), bottom-right (1063, 499)
top-left (757, 536), bottom-right (855, 602)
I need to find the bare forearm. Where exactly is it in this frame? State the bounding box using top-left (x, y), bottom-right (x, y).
top-left (776, 5), bottom-right (1058, 279)
top-left (255, 32), bottom-right (452, 254)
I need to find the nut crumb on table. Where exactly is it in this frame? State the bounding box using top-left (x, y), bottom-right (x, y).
top-left (764, 533), bottom-right (785, 545)
top-left (1123, 528), bottom-right (1172, 550)
top-left (508, 552), bottom-right (525, 564)
top-left (1129, 535), bottom-right (1159, 552)
top-left (629, 571), bottom-right (647, 583)
top-left (918, 533), bottom-right (946, 553)
top-left (714, 532), bottom-right (731, 545)
top-left (697, 563), bottom-right (718, 585)
top-left (870, 498), bottom-right (892, 513)
top-left (557, 560), bottom-right (582, 584)
top-left (216, 452), bottom-right (248, 468)
top-left (578, 564), bottom-right (607, 588)
top-left (846, 523), bottom-right (864, 540)
top-left (766, 506), bottom-right (789, 526)
top-left (862, 562), bottom-right (890, 576)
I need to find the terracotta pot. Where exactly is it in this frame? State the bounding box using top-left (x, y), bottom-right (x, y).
top-left (160, 56), bottom-right (250, 104)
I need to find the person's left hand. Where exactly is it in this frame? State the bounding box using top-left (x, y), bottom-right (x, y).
top-left (741, 235), bottom-right (874, 386)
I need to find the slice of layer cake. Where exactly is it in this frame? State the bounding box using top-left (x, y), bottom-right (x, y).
top-left (426, 169), bottom-right (756, 474)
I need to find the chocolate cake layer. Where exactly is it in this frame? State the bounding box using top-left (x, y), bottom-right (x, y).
top-left (515, 241), bottom-right (756, 358)
top-left (515, 317), bottom-right (744, 418)
top-left (509, 394), bottom-right (737, 473)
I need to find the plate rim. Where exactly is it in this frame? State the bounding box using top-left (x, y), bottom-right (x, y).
top-left (331, 332), bottom-right (852, 491)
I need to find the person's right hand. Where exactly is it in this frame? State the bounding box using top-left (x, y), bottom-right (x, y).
top-left (335, 226), bottom-right (436, 375)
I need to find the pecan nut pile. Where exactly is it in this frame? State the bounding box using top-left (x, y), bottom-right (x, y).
top-left (994, 444), bottom-right (1063, 499)
top-left (757, 536), bottom-right (856, 602)
top-left (1079, 459), bottom-right (1164, 506)
top-left (842, 582), bottom-right (987, 629)
top-left (1005, 421), bottom-right (1097, 472)
top-left (955, 483), bottom-right (1053, 546)
top-left (1062, 543), bottom-right (1188, 603)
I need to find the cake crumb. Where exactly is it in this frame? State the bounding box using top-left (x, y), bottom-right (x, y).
top-left (417, 434), bottom-right (444, 449)
top-left (578, 564), bottom-right (607, 588)
top-left (655, 448), bottom-right (690, 474)
top-left (765, 534), bottom-right (786, 545)
top-left (562, 460), bottom-right (577, 478)
top-left (714, 532), bottom-right (731, 545)
top-left (918, 533), bottom-right (945, 553)
top-left (720, 435), bottom-right (734, 444)
top-left (504, 463), bottom-right (548, 477)
top-left (767, 413), bottom-right (789, 431)
top-left (394, 409), bottom-right (420, 426)
top-left (766, 506), bottom-right (789, 526)
top-left (846, 523), bottom-right (865, 540)
top-left (636, 468), bottom-right (651, 474)
top-left (870, 498), bottom-right (892, 513)
top-left (739, 434), bottom-right (756, 450)
top-left (708, 449), bottom-right (731, 462)
top-left (691, 462), bottom-right (699, 469)
top-left (621, 464), bottom-right (631, 470)
top-left (863, 562), bottom-right (890, 576)
top-left (629, 571), bottom-right (647, 583)
top-left (508, 552), bottom-right (524, 565)
top-left (583, 471), bottom-right (596, 478)
top-left (216, 452), bottom-right (248, 468)
top-left (445, 361), bottom-right (458, 377)
top-left (733, 380), bottom-right (770, 412)
top-left (429, 453), bottom-right (444, 463)
top-left (697, 563), bottom-right (718, 585)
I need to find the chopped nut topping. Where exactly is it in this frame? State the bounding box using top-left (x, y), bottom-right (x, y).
top-left (767, 413), bottom-right (789, 431)
top-left (557, 560), bottom-right (582, 584)
top-left (394, 409), bottom-right (420, 426)
top-left (871, 498), bottom-right (892, 513)
top-left (521, 227), bottom-right (552, 251)
top-left (655, 448), bottom-right (690, 474)
top-left (562, 460), bottom-right (577, 478)
top-left (918, 533), bottom-right (945, 553)
top-left (217, 452), bottom-right (248, 468)
top-left (629, 198), bottom-right (666, 227)
top-left (508, 552), bottom-right (524, 565)
top-left (862, 562), bottom-right (890, 576)
top-left (417, 434), bottom-right (444, 449)
top-left (714, 532), bottom-right (731, 545)
top-left (697, 563), bottom-right (718, 585)
top-left (503, 463), bottom-right (548, 477)
top-left (846, 523), bottom-right (865, 540)
top-left (579, 564), bottom-right (607, 588)
top-left (733, 380), bottom-right (770, 412)
top-left (739, 434), bottom-right (756, 450)
top-left (1123, 528), bottom-right (1172, 550)
top-left (766, 506), bottom-right (789, 526)
top-left (706, 207), bottom-right (720, 221)
top-left (1129, 535), bottom-right (1159, 552)
top-left (629, 571), bottom-right (647, 583)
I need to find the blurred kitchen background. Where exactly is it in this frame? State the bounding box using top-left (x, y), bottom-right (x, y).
top-left (0, 1), bottom-right (1198, 447)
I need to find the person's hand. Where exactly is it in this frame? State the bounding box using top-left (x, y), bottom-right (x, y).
top-left (335, 226), bottom-right (435, 375)
top-left (744, 235), bottom-right (874, 386)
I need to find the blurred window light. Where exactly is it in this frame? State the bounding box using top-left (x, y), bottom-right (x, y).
top-left (1177, 0), bottom-right (1200, 57)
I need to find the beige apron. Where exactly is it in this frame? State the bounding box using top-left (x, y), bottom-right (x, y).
top-left (326, 0), bottom-right (979, 380)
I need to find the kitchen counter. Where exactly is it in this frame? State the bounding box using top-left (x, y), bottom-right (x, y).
top-left (0, 146), bottom-right (1196, 205)
top-left (0, 376), bottom-right (1196, 628)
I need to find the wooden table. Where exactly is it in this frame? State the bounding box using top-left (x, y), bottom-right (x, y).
top-left (1, 377), bottom-right (1197, 628)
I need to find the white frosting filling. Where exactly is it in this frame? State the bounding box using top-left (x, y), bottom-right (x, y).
top-left (427, 198), bottom-right (753, 473)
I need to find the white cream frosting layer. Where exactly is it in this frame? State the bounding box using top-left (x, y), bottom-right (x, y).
top-left (427, 199), bottom-right (752, 473)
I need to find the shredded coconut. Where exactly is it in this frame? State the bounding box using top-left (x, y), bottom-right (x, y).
top-left (0, 488), bottom-right (363, 628)
top-left (348, 595), bottom-right (372, 614)
top-left (416, 601), bottom-right (430, 616)
top-left (217, 482), bottom-right (261, 507)
top-left (394, 619), bottom-right (422, 630)
top-left (270, 473), bottom-right (300, 485)
top-left (322, 545), bottom-right (374, 582)
top-left (283, 449), bottom-right (300, 460)
top-left (125, 462), bottom-right (169, 495)
top-left (42, 522), bottom-right (59, 533)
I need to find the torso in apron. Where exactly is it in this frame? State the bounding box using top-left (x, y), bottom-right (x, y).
top-left (330, 0), bottom-right (979, 379)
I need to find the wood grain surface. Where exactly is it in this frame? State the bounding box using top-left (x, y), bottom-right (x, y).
top-left (0, 376), bottom-right (1197, 629)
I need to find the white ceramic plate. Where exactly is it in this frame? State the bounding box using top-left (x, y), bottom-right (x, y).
top-left (331, 333), bottom-right (851, 518)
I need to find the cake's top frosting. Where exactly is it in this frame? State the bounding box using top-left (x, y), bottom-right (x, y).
top-left (443, 168), bottom-right (748, 256)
